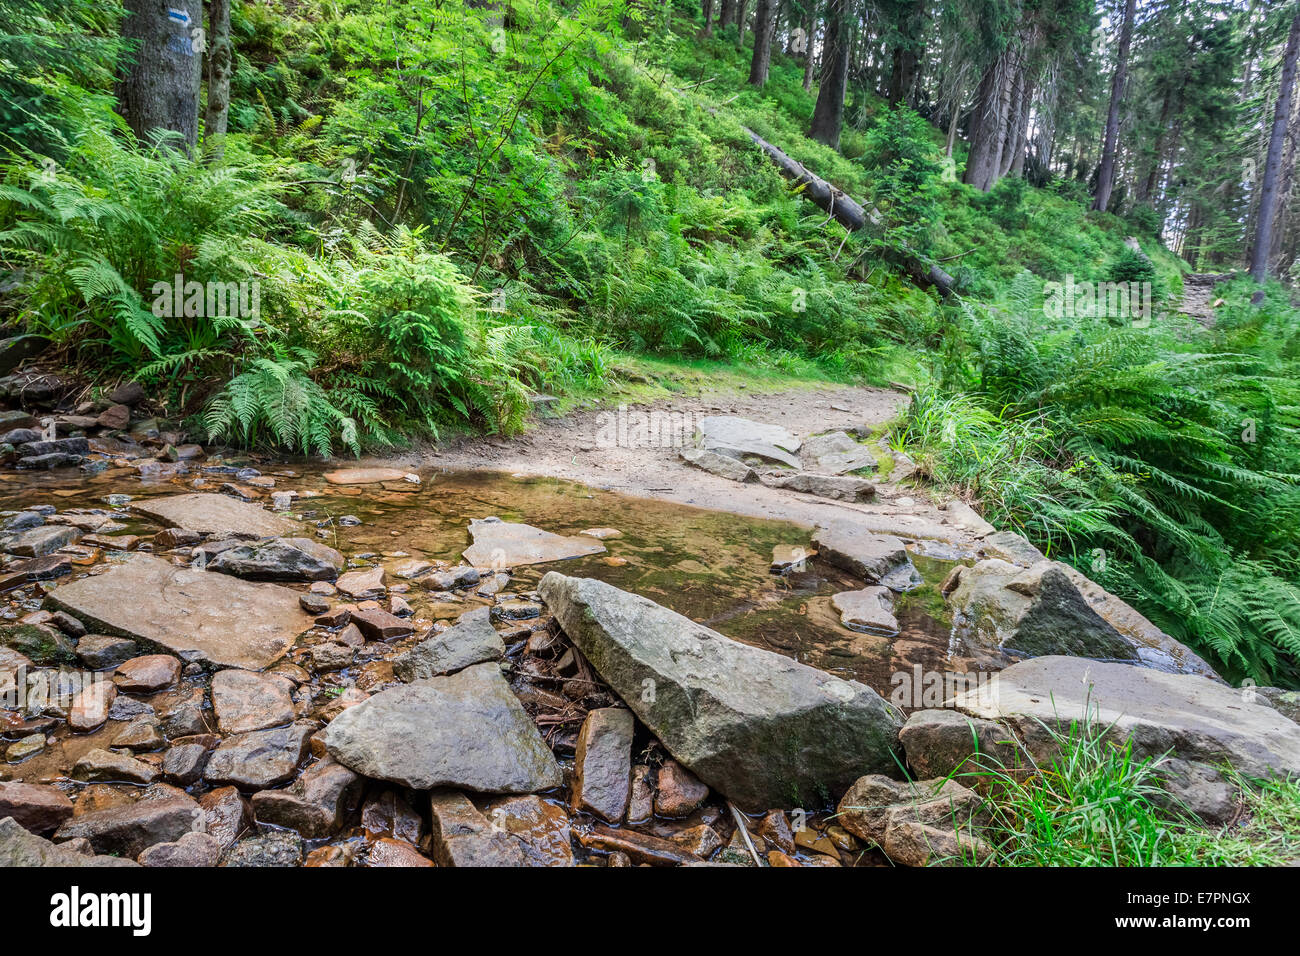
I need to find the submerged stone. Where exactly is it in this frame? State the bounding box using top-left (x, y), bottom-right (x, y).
top-left (462, 516), bottom-right (605, 567)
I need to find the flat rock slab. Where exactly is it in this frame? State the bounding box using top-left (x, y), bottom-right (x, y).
top-left (539, 573), bottom-right (903, 811)
top-left (695, 416), bottom-right (801, 469)
top-left (131, 493), bottom-right (297, 538)
top-left (811, 523), bottom-right (922, 592)
top-left (324, 661), bottom-right (563, 793)
top-left (323, 468), bottom-right (412, 485)
top-left (800, 430), bottom-right (877, 475)
top-left (463, 517), bottom-right (605, 568)
top-left (954, 656), bottom-right (1300, 779)
top-left (831, 587), bottom-right (899, 636)
top-left (46, 554), bottom-right (311, 671)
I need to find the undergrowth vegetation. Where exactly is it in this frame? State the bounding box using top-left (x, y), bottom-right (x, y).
top-left (949, 711), bottom-right (1300, 867)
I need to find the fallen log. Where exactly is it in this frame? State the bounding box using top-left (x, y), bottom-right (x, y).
top-left (738, 125), bottom-right (956, 297)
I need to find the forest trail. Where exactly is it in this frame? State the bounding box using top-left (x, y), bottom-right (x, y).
top-left (1178, 273), bottom-right (1234, 326)
top-left (409, 383), bottom-right (987, 550)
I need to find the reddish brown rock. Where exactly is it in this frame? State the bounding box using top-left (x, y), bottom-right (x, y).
top-left (114, 655), bottom-right (181, 693)
top-left (367, 837), bottom-right (433, 867)
top-left (0, 781), bottom-right (74, 833)
top-left (653, 760), bottom-right (709, 817)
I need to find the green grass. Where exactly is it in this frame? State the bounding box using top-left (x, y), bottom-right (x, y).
top-left (949, 708), bottom-right (1300, 867)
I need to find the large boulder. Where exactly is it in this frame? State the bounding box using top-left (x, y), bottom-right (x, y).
top-left (538, 573), bottom-right (904, 811)
top-left (946, 559), bottom-right (1217, 677)
top-left (953, 656), bottom-right (1300, 779)
top-left (52, 793), bottom-right (200, 857)
top-left (799, 430), bottom-right (877, 475)
top-left (323, 662), bottom-right (563, 793)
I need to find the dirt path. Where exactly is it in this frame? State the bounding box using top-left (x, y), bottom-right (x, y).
top-left (367, 382), bottom-right (989, 553)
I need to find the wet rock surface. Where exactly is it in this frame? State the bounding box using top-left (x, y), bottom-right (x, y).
top-left (539, 572), bottom-right (904, 810)
top-left (324, 662), bottom-right (563, 793)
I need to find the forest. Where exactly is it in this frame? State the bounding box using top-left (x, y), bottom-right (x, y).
top-left (2, 0), bottom-right (1300, 694)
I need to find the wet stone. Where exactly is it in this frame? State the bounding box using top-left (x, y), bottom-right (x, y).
top-left (138, 830), bottom-right (221, 867)
top-left (113, 655), bottom-right (181, 693)
top-left (463, 516), bottom-right (605, 567)
top-left (204, 722), bottom-right (315, 791)
top-left (654, 761), bottom-right (709, 818)
top-left (211, 669), bottom-right (295, 734)
top-left (0, 780), bottom-right (74, 833)
top-left (75, 634), bottom-right (139, 670)
top-left (427, 790), bottom-right (525, 867)
top-left (221, 831), bottom-right (304, 867)
top-left (571, 707), bottom-right (634, 823)
top-left (367, 837), bottom-right (434, 867)
top-left (53, 792), bottom-right (199, 857)
top-left (251, 756), bottom-right (362, 838)
top-left (71, 748), bottom-right (159, 785)
top-left (392, 606), bottom-right (503, 681)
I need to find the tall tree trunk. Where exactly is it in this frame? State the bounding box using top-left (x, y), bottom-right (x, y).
top-left (808, 0), bottom-right (849, 149)
top-left (1251, 11), bottom-right (1300, 281)
top-left (702, 0), bottom-right (715, 34)
top-left (735, 0), bottom-right (749, 47)
top-left (1092, 0), bottom-right (1137, 212)
top-left (719, 0), bottom-right (735, 29)
top-left (119, 0), bottom-right (204, 152)
top-left (1268, 84), bottom-right (1300, 270)
top-left (963, 50), bottom-right (1013, 191)
top-left (802, 10), bottom-right (817, 91)
top-left (203, 0), bottom-right (232, 155)
top-left (748, 0), bottom-right (780, 86)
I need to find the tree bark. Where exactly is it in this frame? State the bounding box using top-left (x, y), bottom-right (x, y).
top-left (802, 12), bottom-right (817, 91)
top-left (739, 124), bottom-right (955, 294)
top-left (1254, 12), bottom-right (1300, 281)
top-left (119, 0), bottom-right (204, 152)
top-left (963, 50), bottom-right (1013, 191)
top-left (809, 0), bottom-right (849, 149)
top-left (735, 0), bottom-right (749, 48)
top-left (1092, 0), bottom-right (1136, 212)
top-left (719, 0), bottom-right (735, 29)
top-left (203, 0), bottom-right (232, 155)
top-left (702, 0), bottom-right (715, 35)
top-left (748, 0), bottom-right (780, 86)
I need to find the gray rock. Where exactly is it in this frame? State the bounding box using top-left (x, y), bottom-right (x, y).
top-left (463, 516), bottom-right (605, 568)
top-left (538, 573), bottom-right (904, 811)
top-left (1257, 686), bottom-right (1300, 724)
top-left (1153, 758), bottom-right (1238, 825)
top-left (0, 524), bottom-right (80, 557)
top-left (946, 559), bottom-right (1217, 676)
top-left (0, 622), bottom-right (75, 665)
top-left (0, 817), bottom-right (138, 867)
top-left (324, 662), bottom-right (563, 793)
top-left (53, 793), bottom-right (200, 857)
top-left (810, 523), bottom-right (922, 591)
top-left (799, 430), bottom-right (877, 475)
top-left (130, 493), bottom-right (297, 538)
top-left (837, 773), bottom-right (991, 866)
top-left (979, 530), bottom-right (1046, 567)
top-left (211, 669), bottom-right (296, 734)
top-left (953, 656), bottom-right (1300, 779)
top-left (204, 722), bottom-right (315, 790)
top-left (393, 607), bottom-right (504, 681)
top-left (46, 553), bottom-right (310, 670)
top-left (138, 830), bottom-right (221, 867)
top-left (16, 437), bottom-right (89, 458)
top-left (678, 447), bottom-right (759, 483)
top-left (831, 587), bottom-right (899, 635)
top-left (764, 472), bottom-right (875, 501)
top-left (425, 565), bottom-right (481, 590)
top-left (899, 709), bottom-right (1023, 778)
top-left (71, 748), bottom-right (159, 785)
top-left (76, 634), bottom-right (140, 670)
top-left (220, 831), bottom-right (303, 867)
top-left (208, 537), bottom-right (344, 582)
top-left (571, 708), bottom-right (634, 822)
top-left (694, 415), bottom-right (801, 468)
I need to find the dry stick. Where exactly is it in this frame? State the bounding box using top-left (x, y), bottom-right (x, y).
top-left (728, 802), bottom-right (764, 866)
